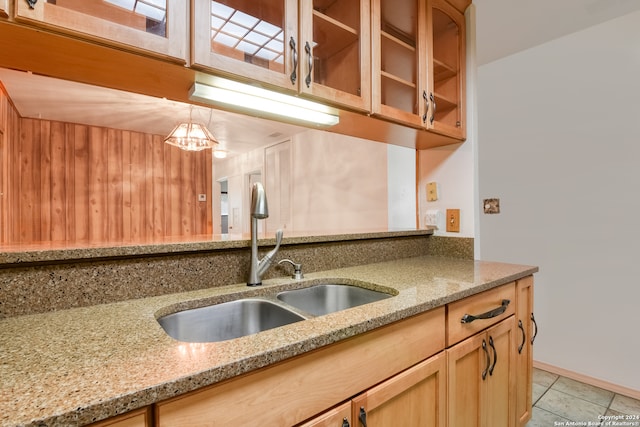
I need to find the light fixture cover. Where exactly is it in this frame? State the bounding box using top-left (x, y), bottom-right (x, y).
top-left (189, 77), bottom-right (340, 127)
top-left (164, 122), bottom-right (218, 151)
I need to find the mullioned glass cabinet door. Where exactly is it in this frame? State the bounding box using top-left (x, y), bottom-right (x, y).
top-left (371, 0), bottom-right (427, 128)
top-left (192, 0), bottom-right (299, 91)
top-left (14, 0), bottom-right (187, 62)
top-left (426, 0), bottom-right (466, 140)
top-left (298, 0), bottom-right (371, 112)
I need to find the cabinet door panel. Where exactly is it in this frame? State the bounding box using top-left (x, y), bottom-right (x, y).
top-left (426, 0), bottom-right (466, 140)
top-left (299, 0), bottom-right (371, 111)
top-left (371, 0), bottom-right (427, 127)
top-left (15, 0), bottom-right (186, 61)
top-left (515, 276), bottom-right (534, 426)
top-left (192, 0), bottom-right (298, 90)
top-left (87, 407), bottom-right (151, 427)
top-left (447, 333), bottom-right (485, 427)
top-left (486, 318), bottom-right (517, 427)
top-left (353, 352), bottom-right (446, 427)
top-left (297, 401), bottom-right (351, 427)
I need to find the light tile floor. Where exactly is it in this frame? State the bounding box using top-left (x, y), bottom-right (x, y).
top-left (527, 368), bottom-right (640, 426)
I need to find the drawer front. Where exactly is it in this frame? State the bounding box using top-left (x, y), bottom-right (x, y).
top-left (446, 282), bottom-right (516, 346)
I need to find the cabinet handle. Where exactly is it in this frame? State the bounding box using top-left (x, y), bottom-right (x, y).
top-left (481, 339), bottom-right (490, 380)
top-left (429, 92), bottom-right (436, 124)
top-left (289, 37), bottom-right (298, 85)
top-left (488, 336), bottom-right (497, 376)
top-left (305, 41), bottom-right (313, 88)
top-left (358, 406), bottom-right (367, 427)
top-left (342, 418), bottom-right (350, 427)
top-left (27, 0), bottom-right (37, 8)
top-left (518, 319), bottom-right (526, 354)
top-left (461, 299), bottom-right (510, 324)
top-left (422, 90), bottom-right (429, 123)
top-left (531, 313), bottom-right (538, 344)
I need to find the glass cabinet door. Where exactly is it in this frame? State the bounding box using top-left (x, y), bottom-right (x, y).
top-left (371, 0), bottom-right (426, 127)
top-left (298, 0), bottom-right (371, 112)
top-left (15, 0), bottom-right (187, 62)
top-left (426, 0), bottom-right (466, 140)
top-left (192, 0), bottom-right (298, 91)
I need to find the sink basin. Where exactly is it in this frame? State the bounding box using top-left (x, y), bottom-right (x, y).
top-left (277, 284), bottom-right (392, 316)
top-left (157, 298), bottom-right (305, 343)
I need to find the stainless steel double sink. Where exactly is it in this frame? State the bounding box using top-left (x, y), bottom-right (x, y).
top-left (157, 283), bottom-right (393, 343)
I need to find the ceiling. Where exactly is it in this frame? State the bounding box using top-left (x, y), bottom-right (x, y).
top-left (474, 0), bottom-right (640, 65)
top-left (0, 68), bottom-right (306, 158)
top-left (3, 0), bottom-right (640, 153)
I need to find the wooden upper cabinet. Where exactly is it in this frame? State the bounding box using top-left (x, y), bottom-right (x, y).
top-left (371, 0), bottom-right (427, 128)
top-left (191, 0), bottom-right (299, 90)
top-left (298, 0), bottom-right (371, 112)
top-left (14, 0), bottom-right (187, 62)
top-left (192, 0), bottom-right (371, 112)
top-left (1, 0), bottom-right (8, 18)
top-left (426, 0), bottom-right (466, 140)
top-left (372, 0), bottom-right (466, 140)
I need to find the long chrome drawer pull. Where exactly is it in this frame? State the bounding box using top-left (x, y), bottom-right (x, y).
top-left (461, 299), bottom-right (510, 324)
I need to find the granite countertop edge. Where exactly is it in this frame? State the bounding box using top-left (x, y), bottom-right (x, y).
top-left (0, 229), bottom-right (435, 265)
top-left (0, 255), bottom-right (538, 427)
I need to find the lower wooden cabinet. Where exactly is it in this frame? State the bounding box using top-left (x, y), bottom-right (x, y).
top-left (351, 351), bottom-right (446, 427)
top-left (516, 276), bottom-right (536, 426)
top-left (99, 277), bottom-right (533, 427)
top-left (447, 316), bottom-right (517, 427)
top-left (156, 307), bottom-right (445, 426)
top-left (300, 352), bottom-right (446, 427)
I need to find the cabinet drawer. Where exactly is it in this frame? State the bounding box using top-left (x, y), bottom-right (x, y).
top-left (446, 283), bottom-right (516, 346)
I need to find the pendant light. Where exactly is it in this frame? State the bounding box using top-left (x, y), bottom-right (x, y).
top-left (164, 106), bottom-right (218, 151)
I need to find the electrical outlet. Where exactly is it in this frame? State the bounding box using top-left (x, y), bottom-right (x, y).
top-left (446, 209), bottom-right (460, 233)
top-left (425, 209), bottom-right (441, 228)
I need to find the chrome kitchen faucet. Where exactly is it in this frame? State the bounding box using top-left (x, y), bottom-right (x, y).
top-left (247, 182), bottom-right (282, 286)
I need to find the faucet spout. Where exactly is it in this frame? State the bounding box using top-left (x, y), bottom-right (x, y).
top-left (247, 183), bottom-right (283, 286)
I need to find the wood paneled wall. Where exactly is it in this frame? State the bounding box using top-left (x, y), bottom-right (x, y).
top-left (1, 113), bottom-right (212, 247)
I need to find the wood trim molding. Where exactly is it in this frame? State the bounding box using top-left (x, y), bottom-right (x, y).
top-left (534, 361), bottom-right (640, 400)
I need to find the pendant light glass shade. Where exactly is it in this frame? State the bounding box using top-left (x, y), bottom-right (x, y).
top-left (164, 122), bottom-right (218, 151)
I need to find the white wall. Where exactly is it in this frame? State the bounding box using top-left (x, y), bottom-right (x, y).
top-left (290, 130), bottom-right (389, 232)
top-left (417, 6), bottom-right (477, 239)
top-left (477, 10), bottom-right (640, 390)
top-left (387, 144), bottom-right (417, 230)
top-left (215, 129), bottom-right (417, 235)
top-left (417, 142), bottom-right (475, 237)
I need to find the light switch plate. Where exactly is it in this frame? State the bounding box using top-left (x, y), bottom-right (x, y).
top-left (446, 209), bottom-right (460, 233)
top-left (426, 182), bottom-right (438, 201)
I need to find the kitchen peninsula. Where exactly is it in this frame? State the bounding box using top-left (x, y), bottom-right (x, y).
top-left (0, 231), bottom-right (537, 426)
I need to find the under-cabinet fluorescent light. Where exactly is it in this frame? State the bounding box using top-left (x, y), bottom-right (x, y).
top-left (189, 77), bottom-right (340, 127)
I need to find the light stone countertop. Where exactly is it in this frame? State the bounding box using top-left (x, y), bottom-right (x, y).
top-left (0, 255), bottom-right (538, 427)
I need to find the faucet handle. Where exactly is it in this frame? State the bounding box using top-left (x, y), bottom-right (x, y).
top-left (278, 258), bottom-right (304, 280)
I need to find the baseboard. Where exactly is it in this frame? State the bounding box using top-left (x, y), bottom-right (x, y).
top-left (534, 360), bottom-right (640, 400)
